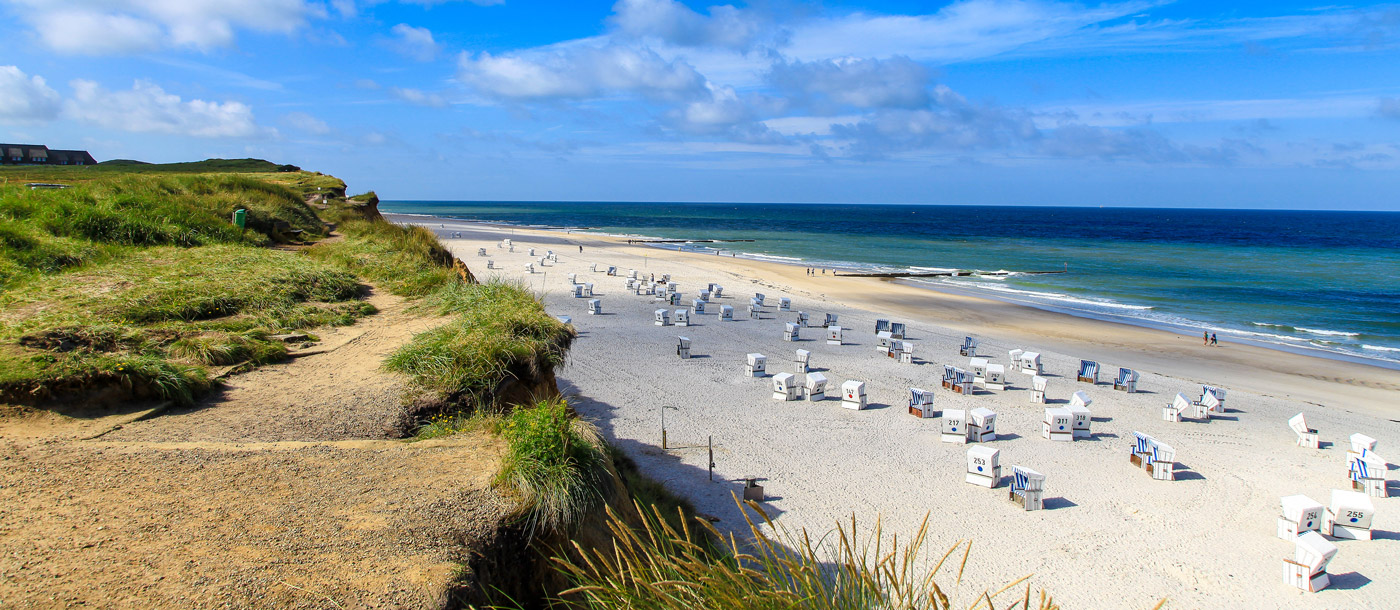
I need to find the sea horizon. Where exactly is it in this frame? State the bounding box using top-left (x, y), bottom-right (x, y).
top-left (382, 201), bottom-right (1400, 370)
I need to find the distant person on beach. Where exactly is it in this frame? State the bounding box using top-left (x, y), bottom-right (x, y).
top-left (1203, 331), bottom-right (1209, 346)
top-left (1210, 333), bottom-right (1219, 346)
top-left (578, 245), bottom-right (583, 253)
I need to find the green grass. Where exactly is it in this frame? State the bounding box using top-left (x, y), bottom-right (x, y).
top-left (496, 397), bottom-right (609, 535)
top-left (385, 279), bottom-right (574, 406)
top-left (306, 218), bottom-right (458, 297)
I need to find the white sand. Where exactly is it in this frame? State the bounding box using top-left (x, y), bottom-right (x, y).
top-left (421, 218), bottom-right (1399, 609)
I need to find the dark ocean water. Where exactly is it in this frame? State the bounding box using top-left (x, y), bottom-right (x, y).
top-left (382, 200), bottom-right (1400, 367)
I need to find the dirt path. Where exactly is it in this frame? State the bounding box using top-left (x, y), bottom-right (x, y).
top-left (0, 285), bottom-right (517, 609)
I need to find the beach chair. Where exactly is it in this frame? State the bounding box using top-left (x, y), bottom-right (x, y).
top-left (582, 283), bottom-right (594, 297)
top-left (970, 407), bottom-right (997, 442)
top-left (1008, 466), bottom-right (1045, 511)
top-left (660, 274), bottom-right (671, 283)
top-left (823, 313), bottom-right (838, 328)
top-left (951, 369), bottom-right (974, 395)
top-left (772, 373), bottom-right (799, 401)
top-left (477, 247), bottom-right (487, 257)
top-left (572, 284), bottom-right (584, 298)
top-left (749, 297), bottom-right (762, 310)
top-left (1350, 433), bottom-right (1377, 455)
top-left (1163, 393), bottom-right (1190, 422)
top-left (1113, 368), bottom-right (1138, 393)
top-left (1278, 495), bottom-right (1326, 539)
top-left (1008, 349), bottom-right (1023, 368)
top-left (889, 322), bottom-right (906, 340)
top-left (966, 446), bottom-right (1001, 488)
top-left (747, 305), bottom-right (758, 320)
top-left (796, 311), bottom-right (810, 327)
top-left (745, 353), bottom-right (767, 378)
top-left (698, 290), bottom-right (710, 302)
top-left (503, 239), bottom-right (511, 247)
top-left (588, 263), bottom-right (596, 272)
top-left (628, 269), bottom-right (637, 279)
top-left (486, 260), bottom-right (496, 269)
top-left (529, 248), bottom-right (536, 257)
top-left (1349, 452), bottom-right (1389, 498)
top-left (875, 319), bottom-right (890, 334)
top-left (1130, 431), bottom-right (1154, 468)
top-left (1198, 385), bottom-right (1227, 412)
top-left (676, 336), bottom-right (691, 359)
top-left (524, 262), bottom-right (535, 274)
top-left (1196, 390), bottom-right (1224, 416)
top-left (674, 309), bottom-right (689, 327)
top-left (1042, 408), bottom-right (1073, 442)
top-left (1019, 351), bottom-right (1042, 375)
top-left (587, 299), bottom-right (601, 315)
top-left (827, 326), bottom-right (843, 345)
top-left (779, 297), bottom-right (791, 311)
top-left (1148, 439), bottom-right (1175, 481)
top-left (1283, 531), bottom-right (1337, 593)
top-left (742, 478), bottom-right (764, 502)
top-left (794, 349), bottom-right (811, 375)
top-left (941, 365), bottom-right (955, 390)
top-left (720, 305), bottom-right (734, 321)
top-left (692, 299), bottom-right (706, 314)
top-left (654, 309), bottom-right (671, 326)
top-left (1069, 390), bottom-right (1091, 409)
top-left (507, 244), bottom-right (515, 252)
top-left (898, 342), bottom-right (914, 364)
top-left (875, 331), bottom-right (893, 352)
top-left (784, 322), bottom-right (800, 342)
top-left (1031, 375), bottom-right (1048, 404)
top-left (908, 388), bottom-right (936, 419)
top-left (1289, 413), bottom-right (1319, 449)
top-left (566, 273), bottom-right (576, 284)
top-left (538, 257), bottom-right (548, 267)
top-left (969, 358), bottom-right (989, 386)
top-left (885, 339), bottom-right (903, 359)
top-left (841, 380), bottom-right (867, 410)
top-left (712, 285), bottom-right (724, 298)
top-left (606, 266), bottom-right (617, 276)
top-left (556, 316), bottom-right (571, 325)
top-left (985, 364), bottom-right (1006, 391)
top-left (753, 293), bottom-right (765, 306)
top-left (1066, 404), bottom-right (1091, 439)
top-left (941, 409), bottom-right (967, 444)
top-left (805, 372), bottom-right (827, 401)
top-left (1326, 489), bottom-right (1374, 540)
top-left (959, 336), bottom-right (977, 357)
top-left (1076, 360), bottom-right (1099, 384)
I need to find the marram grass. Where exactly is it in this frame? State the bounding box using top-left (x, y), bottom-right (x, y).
top-left (496, 397), bottom-right (609, 536)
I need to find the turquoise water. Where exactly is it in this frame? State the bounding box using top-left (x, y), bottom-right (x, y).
top-left (382, 201), bottom-right (1400, 367)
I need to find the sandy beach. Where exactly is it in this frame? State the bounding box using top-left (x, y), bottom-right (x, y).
top-left (409, 215), bottom-right (1399, 609)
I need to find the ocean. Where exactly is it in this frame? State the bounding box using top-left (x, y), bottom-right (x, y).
top-left (381, 201), bottom-right (1400, 368)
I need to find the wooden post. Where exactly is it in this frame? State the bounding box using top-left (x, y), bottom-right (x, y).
top-left (708, 436), bottom-right (714, 482)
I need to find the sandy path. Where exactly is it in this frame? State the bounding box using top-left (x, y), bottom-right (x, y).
top-left (431, 220), bottom-right (1400, 610)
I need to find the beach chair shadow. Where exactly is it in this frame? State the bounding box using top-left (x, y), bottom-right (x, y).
top-left (1089, 432), bottom-right (1119, 441)
top-left (1371, 528), bottom-right (1400, 541)
top-left (1172, 463), bottom-right (1205, 481)
top-left (1091, 416), bottom-right (1113, 423)
top-left (1130, 389), bottom-right (1157, 395)
top-left (1042, 497), bottom-right (1077, 510)
top-left (1223, 407), bottom-right (1246, 414)
top-left (1327, 572), bottom-right (1371, 590)
top-left (687, 354), bottom-right (711, 359)
top-left (993, 432), bottom-right (1022, 441)
top-left (863, 403), bottom-right (890, 411)
top-left (1319, 440), bottom-right (1335, 450)
top-left (1212, 414), bottom-right (1240, 422)
top-left (1046, 397), bottom-right (1070, 404)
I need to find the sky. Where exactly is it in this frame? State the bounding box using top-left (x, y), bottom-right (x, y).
top-left (1, 1), bottom-right (1399, 209)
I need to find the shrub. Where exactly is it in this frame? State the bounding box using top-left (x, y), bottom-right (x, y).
top-left (497, 397), bottom-right (608, 535)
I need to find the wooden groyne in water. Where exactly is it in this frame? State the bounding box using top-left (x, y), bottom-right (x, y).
top-left (834, 269), bottom-right (1068, 279)
top-left (633, 238), bottom-right (756, 243)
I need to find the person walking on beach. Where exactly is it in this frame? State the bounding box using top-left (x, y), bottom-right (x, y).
top-left (578, 245), bottom-right (583, 253)
top-left (1203, 331), bottom-right (1209, 346)
top-left (1210, 333), bottom-right (1218, 346)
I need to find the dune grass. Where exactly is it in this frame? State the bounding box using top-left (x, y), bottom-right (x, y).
top-left (306, 217), bottom-right (459, 297)
top-left (495, 397), bottom-right (609, 535)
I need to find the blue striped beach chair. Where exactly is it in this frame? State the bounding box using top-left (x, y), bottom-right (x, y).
top-left (1008, 466), bottom-right (1045, 511)
top-left (1076, 360), bottom-right (1099, 384)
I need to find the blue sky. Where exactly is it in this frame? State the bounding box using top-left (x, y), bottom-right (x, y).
top-left (2, 1), bottom-right (1399, 209)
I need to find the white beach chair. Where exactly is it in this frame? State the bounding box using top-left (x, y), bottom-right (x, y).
top-left (966, 446), bottom-right (1001, 488)
top-left (941, 365), bottom-right (956, 390)
top-left (692, 299), bottom-right (706, 314)
top-left (875, 331), bottom-right (893, 352)
top-left (969, 358), bottom-right (989, 386)
top-left (1076, 360), bottom-right (1099, 384)
top-left (827, 326), bottom-right (843, 345)
top-left (674, 309), bottom-right (689, 327)
top-left (1198, 385), bottom-right (1227, 412)
top-left (772, 373), bottom-right (799, 401)
top-left (753, 293), bottom-right (765, 306)
top-left (784, 322), bottom-right (800, 342)
top-left (794, 349), bottom-right (811, 375)
top-left (1278, 495), bottom-right (1326, 539)
top-left (720, 305), bottom-right (734, 321)
top-left (805, 372), bottom-right (827, 401)
top-left (486, 260), bottom-right (496, 269)
top-left (969, 407), bottom-right (997, 442)
top-left (796, 311), bottom-right (810, 327)
top-left (1197, 390), bottom-right (1224, 417)
top-left (660, 274), bottom-right (670, 283)
top-left (698, 290), bottom-right (710, 302)
top-left (524, 262), bottom-right (535, 274)
top-left (1289, 413), bottom-right (1319, 449)
top-left (654, 309), bottom-right (671, 326)
top-left (566, 273), bottom-right (576, 284)
top-left (1042, 408), bottom-right (1073, 442)
top-left (941, 409), bottom-right (967, 444)
top-left (985, 364), bottom-right (1006, 391)
top-left (841, 380), bottom-right (866, 410)
top-left (528, 248), bottom-right (536, 257)
top-left (556, 316), bottom-right (571, 325)
top-left (1148, 439), bottom-right (1176, 481)
top-left (1066, 404), bottom-right (1091, 439)
top-left (1008, 466), bottom-right (1045, 511)
top-left (898, 342), bottom-right (914, 364)
top-left (628, 269), bottom-right (637, 279)
top-left (823, 313), bottom-right (838, 328)
top-left (1131, 431), bottom-right (1154, 469)
top-left (538, 257), bottom-right (548, 267)
top-left (1283, 531), bottom-right (1337, 593)
top-left (748, 304), bottom-right (759, 319)
top-left (959, 336), bottom-right (978, 357)
top-left (587, 299), bottom-right (601, 315)
top-left (1350, 433), bottom-right (1377, 456)
top-left (1163, 393), bottom-right (1190, 422)
top-left (676, 336), bottom-right (691, 359)
top-left (1069, 390), bottom-right (1091, 409)
top-left (588, 263), bottom-right (596, 272)
top-left (606, 266), bottom-right (617, 276)
top-left (1019, 351), bottom-right (1042, 375)
top-left (1008, 349), bottom-right (1023, 367)
top-left (712, 285), bottom-right (724, 298)
top-left (908, 388), bottom-right (936, 419)
top-left (477, 247), bottom-right (487, 256)
top-left (779, 297), bottom-right (791, 311)
top-left (572, 284), bottom-right (584, 298)
top-left (508, 244), bottom-right (515, 252)
top-left (746, 353), bottom-right (767, 378)
top-left (582, 283), bottom-right (594, 297)
top-left (889, 322), bottom-right (906, 340)
top-left (1326, 489), bottom-right (1374, 540)
top-left (1349, 452), bottom-right (1389, 498)
top-left (952, 369), bottom-right (974, 395)
top-left (874, 319), bottom-right (890, 334)
top-left (1113, 368), bottom-right (1138, 393)
top-left (1031, 375), bottom-right (1048, 404)
top-left (749, 297), bottom-right (762, 310)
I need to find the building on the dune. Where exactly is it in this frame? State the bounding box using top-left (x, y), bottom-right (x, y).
top-left (1, 144), bottom-right (97, 166)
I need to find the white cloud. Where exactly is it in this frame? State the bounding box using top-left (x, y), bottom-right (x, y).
top-left (282, 111), bottom-right (332, 134)
top-left (458, 45), bottom-right (706, 101)
top-left (768, 56), bottom-right (933, 110)
top-left (0, 66), bottom-right (62, 123)
top-left (390, 87), bottom-right (449, 107)
top-left (66, 79), bottom-right (263, 138)
top-left (389, 24), bottom-right (441, 61)
top-left (6, 0), bottom-right (318, 54)
top-left (608, 0), bottom-right (767, 50)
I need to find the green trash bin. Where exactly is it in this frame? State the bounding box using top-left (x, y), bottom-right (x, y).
top-left (232, 208), bottom-right (247, 229)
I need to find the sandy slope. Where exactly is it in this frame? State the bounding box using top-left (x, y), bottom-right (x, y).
top-left (430, 218), bottom-right (1400, 610)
